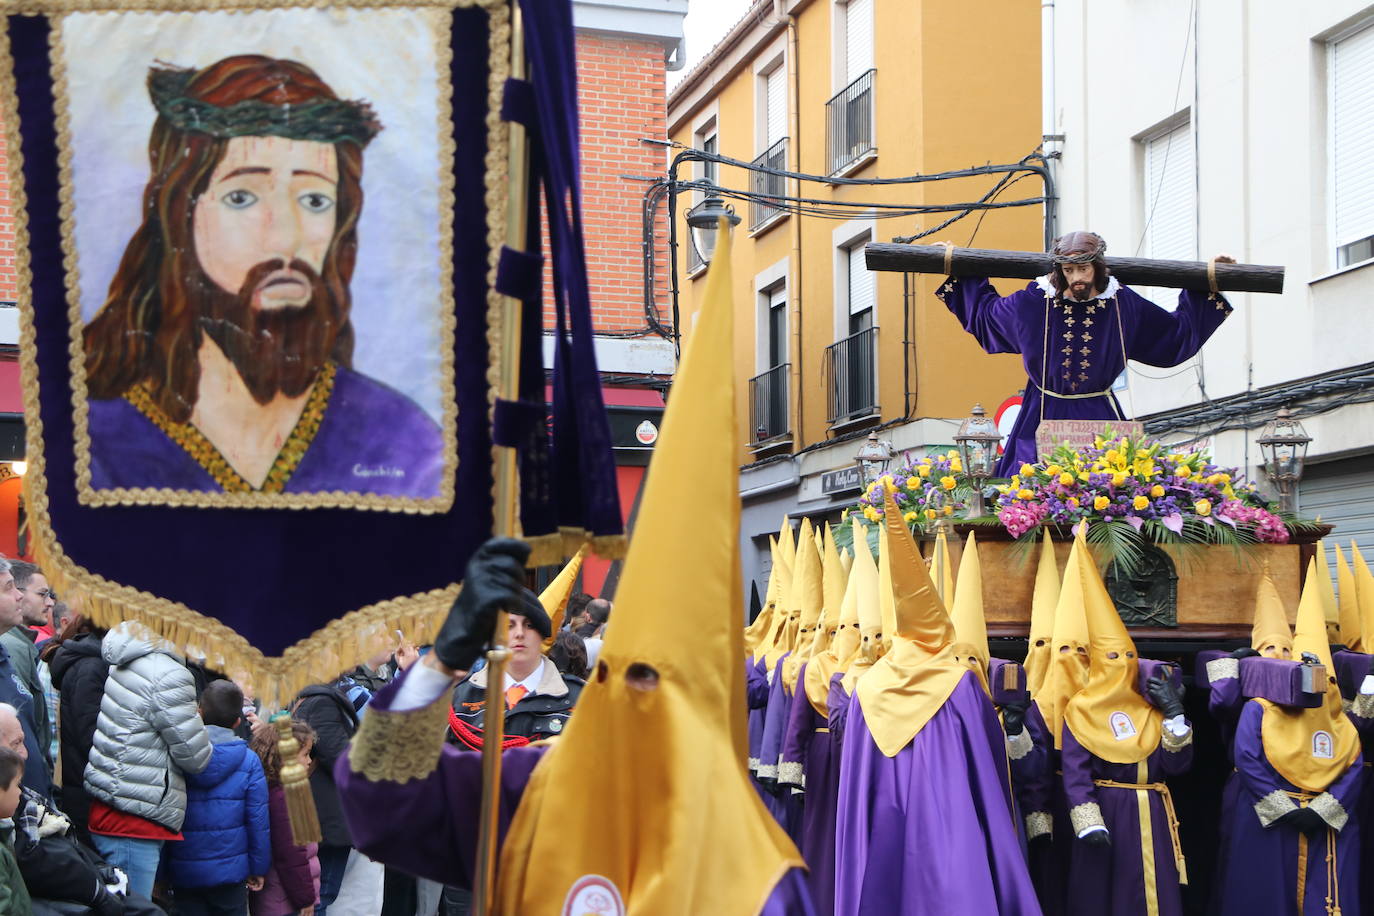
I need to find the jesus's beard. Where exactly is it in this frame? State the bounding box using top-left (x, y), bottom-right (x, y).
top-left (196, 258), bottom-right (349, 406)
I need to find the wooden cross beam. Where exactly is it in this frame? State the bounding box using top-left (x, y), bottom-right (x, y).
top-left (864, 243), bottom-right (1285, 294)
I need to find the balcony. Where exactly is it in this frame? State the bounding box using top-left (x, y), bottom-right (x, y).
top-left (749, 137), bottom-right (789, 231)
top-left (749, 363), bottom-right (791, 444)
top-left (827, 70), bottom-right (875, 176)
top-left (825, 326), bottom-right (878, 425)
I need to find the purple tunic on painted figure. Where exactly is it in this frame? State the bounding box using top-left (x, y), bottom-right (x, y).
top-left (336, 671), bottom-right (816, 915)
top-left (1218, 699), bottom-right (1364, 916)
top-left (935, 275), bottom-right (1231, 476)
top-left (88, 364), bottom-right (444, 498)
top-left (834, 671), bottom-right (1042, 916)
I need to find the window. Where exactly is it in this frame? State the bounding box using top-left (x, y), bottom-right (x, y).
top-left (846, 241), bottom-right (874, 334)
top-left (750, 284), bottom-right (790, 442)
top-left (844, 0), bottom-right (873, 85)
top-left (828, 0), bottom-right (875, 174)
top-left (827, 240), bottom-right (878, 424)
top-left (751, 62), bottom-right (789, 230)
top-left (767, 285), bottom-right (788, 370)
top-left (763, 64), bottom-right (786, 151)
top-left (1140, 118), bottom-right (1195, 305)
top-left (1333, 23), bottom-right (1374, 268)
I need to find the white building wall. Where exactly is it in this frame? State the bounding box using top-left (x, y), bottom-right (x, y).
top-left (1051, 0), bottom-right (1374, 477)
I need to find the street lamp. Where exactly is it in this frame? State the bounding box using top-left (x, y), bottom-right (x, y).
top-left (954, 403), bottom-right (1002, 518)
top-left (685, 191), bottom-right (740, 266)
top-left (854, 430), bottom-right (895, 485)
top-left (1256, 406), bottom-right (1312, 514)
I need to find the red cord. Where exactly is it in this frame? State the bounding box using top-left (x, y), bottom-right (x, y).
top-left (448, 707), bottom-right (532, 750)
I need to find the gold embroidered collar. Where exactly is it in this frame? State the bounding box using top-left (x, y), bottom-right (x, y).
top-left (125, 362), bottom-right (338, 493)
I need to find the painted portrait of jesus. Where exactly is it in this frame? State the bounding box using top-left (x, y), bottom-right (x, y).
top-left (81, 54), bottom-right (444, 500)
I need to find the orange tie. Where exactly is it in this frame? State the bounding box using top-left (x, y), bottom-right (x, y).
top-left (505, 685), bottom-right (528, 709)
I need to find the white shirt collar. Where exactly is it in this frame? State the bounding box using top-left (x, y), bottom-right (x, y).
top-left (1035, 274), bottom-right (1121, 299)
top-left (504, 657), bottom-right (546, 694)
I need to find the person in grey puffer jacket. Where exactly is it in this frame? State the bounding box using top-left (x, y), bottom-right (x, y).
top-left (84, 620), bottom-right (212, 900)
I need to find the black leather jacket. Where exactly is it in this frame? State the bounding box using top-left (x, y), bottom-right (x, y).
top-left (447, 660), bottom-right (583, 748)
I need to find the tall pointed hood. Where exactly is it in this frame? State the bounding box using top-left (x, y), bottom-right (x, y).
top-left (803, 525), bottom-right (851, 716)
top-left (852, 486), bottom-right (968, 757)
top-left (1335, 544), bottom-right (1361, 651)
top-left (1250, 564), bottom-right (1294, 658)
top-left (840, 522), bottom-right (883, 693)
top-left (949, 532), bottom-right (991, 693)
top-left (782, 523), bottom-right (824, 692)
top-left (930, 524), bottom-right (956, 604)
top-left (539, 543), bottom-right (588, 650)
top-left (497, 222), bottom-right (801, 914)
top-left (1352, 544), bottom-right (1374, 655)
top-left (760, 520), bottom-right (800, 671)
top-left (1035, 530), bottom-right (1092, 748)
top-left (743, 536), bottom-right (779, 659)
top-left (1024, 529), bottom-right (1060, 695)
top-left (1316, 540), bottom-right (1341, 645)
top-left (876, 521), bottom-right (898, 653)
top-left (1254, 559), bottom-right (1360, 794)
top-left (1062, 527), bottom-right (1161, 764)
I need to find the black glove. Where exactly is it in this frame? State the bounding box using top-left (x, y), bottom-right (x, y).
top-left (1275, 806), bottom-right (1327, 837)
top-left (1028, 832), bottom-right (1052, 849)
top-left (93, 886), bottom-right (126, 916)
top-left (1229, 647), bottom-right (1261, 660)
top-left (1146, 675), bottom-right (1186, 719)
top-left (1078, 828), bottom-right (1111, 848)
top-left (434, 538), bottom-right (532, 671)
top-left (1001, 699), bottom-right (1028, 737)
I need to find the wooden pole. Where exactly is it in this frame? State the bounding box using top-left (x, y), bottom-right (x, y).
top-left (864, 243), bottom-right (1285, 294)
top-left (473, 3), bottom-right (529, 913)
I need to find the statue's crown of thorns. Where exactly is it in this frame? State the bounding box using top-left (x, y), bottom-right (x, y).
top-left (1050, 231), bottom-right (1107, 265)
top-left (148, 65), bottom-right (381, 147)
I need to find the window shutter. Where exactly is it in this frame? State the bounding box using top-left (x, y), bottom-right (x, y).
top-left (845, 0), bottom-right (873, 85)
top-left (1333, 24), bottom-right (1374, 247)
top-left (766, 66), bottom-right (786, 147)
top-left (847, 242), bottom-right (874, 316)
top-left (1144, 121), bottom-right (1195, 263)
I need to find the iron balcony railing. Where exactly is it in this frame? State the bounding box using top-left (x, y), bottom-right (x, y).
top-left (749, 137), bottom-right (789, 230)
top-left (825, 326), bottom-right (878, 424)
top-left (827, 69), bottom-right (876, 175)
top-left (749, 363), bottom-right (791, 442)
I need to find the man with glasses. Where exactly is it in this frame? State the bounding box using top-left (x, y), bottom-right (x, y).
top-left (1, 561), bottom-right (53, 781)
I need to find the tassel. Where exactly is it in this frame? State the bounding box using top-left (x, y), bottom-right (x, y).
top-left (273, 713), bottom-right (322, 845)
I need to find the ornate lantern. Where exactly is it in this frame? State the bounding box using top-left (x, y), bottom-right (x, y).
top-left (1256, 406), bottom-right (1311, 514)
top-left (854, 430), bottom-right (895, 485)
top-left (953, 403), bottom-right (1002, 518)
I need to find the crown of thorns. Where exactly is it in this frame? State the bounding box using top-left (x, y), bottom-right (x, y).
top-left (1050, 232), bottom-right (1107, 265)
top-left (148, 66), bottom-right (381, 147)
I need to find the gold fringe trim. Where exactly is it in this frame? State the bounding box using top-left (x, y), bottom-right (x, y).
top-left (0, 2), bottom-right (508, 711)
top-left (347, 692), bottom-right (452, 784)
top-left (524, 529), bottom-right (628, 567)
top-left (1160, 724), bottom-right (1194, 753)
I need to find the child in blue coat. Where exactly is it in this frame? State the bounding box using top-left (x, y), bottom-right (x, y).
top-left (167, 679), bottom-right (270, 915)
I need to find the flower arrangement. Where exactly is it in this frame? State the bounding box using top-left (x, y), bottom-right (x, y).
top-left (841, 450), bottom-right (973, 533)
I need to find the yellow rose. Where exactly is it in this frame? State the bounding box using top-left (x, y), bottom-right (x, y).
top-left (924, 508), bottom-right (938, 520)
top-left (1150, 484), bottom-right (1165, 498)
top-left (903, 511), bottom-right (918, 524)
top-left (950, 459), bottom-right (963, 473)
top-left (863, 506), bottom-right (880, 521)
top-left (1094, 436), bottom-right (1105, 448)
top-left (942, 505), bottom-right (954, 516)
top-left (917, 465), bottom-right (931, 478)
top-left (1093, 495), bottom-right (1110, 511)
top-left (1111, 472), bottom-right (1127, 487)
top-left (1010, 475), bottom-right (1021, 488)
top-left (1067, 496), bottom-right (1080, 508)
top-left (1216, 472), bottom-right (1231, 484)
top-left (1059, 472), bottom-right (1075, 486)
top-left (1017, 488), bottom-right (1035, 500)
top-left (1019, 464), bottom-right (1034, 478)
top-left (947, 450), bottom-right (959, 459)
top-left (1223, 484), bottom-right (1236, 498)
top-left (940, 476), bottom-right (958, 491)
top-left (1104, 449), bottom-right (1120, 464)
top-left (1175, 465), bottom-right (1191, 478)
top-left (906, 477), bottom-right (920, 490)
top-left (1133, 495), bottom-right (1149, 510)
top-left (1046, 464), bottom-right (1063, 477)
top-left (1194, 499), bottom-right (1212, 516)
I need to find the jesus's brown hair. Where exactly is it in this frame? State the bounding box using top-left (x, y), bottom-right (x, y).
top-left (83, 55), bottom-right (364, 423)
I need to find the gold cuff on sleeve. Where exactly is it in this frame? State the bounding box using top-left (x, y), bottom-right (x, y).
top-left (1161, 725), bottom-right (1194, 753)
top-left (1069, 801), bottom-right (1105, 834)
top-left (1006, 728), bottom-right (1034, 761)
top-left (1351, 693), bottom-right (1374, 721)
top-left (1309, 792), bottom-right (1349, 832)
top-left (1025, 811), bottom-right (1052, 840)
top-left (1254, 790), bottom-right (1299, 827)
top-left (777, 761), bottom-right (805, 790)
top-left (1205, 657), bottom-right (1239, 682)
top-left (347, 697), bottom-right (452, 784)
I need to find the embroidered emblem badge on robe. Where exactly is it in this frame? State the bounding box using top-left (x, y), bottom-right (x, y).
top-left (1312, 730), bottom-right (1335, 759)
top-left (562, 875), bottom-right (626, 916)
top-left (550, 718), bottom-right (563, 733)
top-left (1109, 711), bottom-right (1137, 740)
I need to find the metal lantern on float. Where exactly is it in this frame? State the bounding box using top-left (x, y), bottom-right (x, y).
top-left (854, 430), bottom-right (895, 485)
top-left (685, 191), bottom-right (741, 266)
top-left (1256, 406), bottom-right (1312, 514)
top-left (953, 403), bottom-right (1003, 518)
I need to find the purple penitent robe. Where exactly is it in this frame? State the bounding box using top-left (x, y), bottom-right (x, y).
top-left (834, 670), bottom-right (1042, 916)
top-left (1060, 723), bottom-right (1192, 916)
top-left (87, 364), bottom-right (444, 497)
top-left (937, 276), bottom-right (1231, 475)
top-left (1218, 700), bottom-right (1364, 916)
top-left (779, 663), bottom-right (840, 916)
top-left (1015, 702), bottom-right (1062, 915)
top-left (336, 672), bottom-right (816, 915)
top-left (748, 656), bottom-right (770, 775)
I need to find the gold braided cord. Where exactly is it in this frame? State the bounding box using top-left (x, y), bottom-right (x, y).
top-left (54, 5), bottom-right (461, 514)
top-left (1, 0), bottom-right (502, 709)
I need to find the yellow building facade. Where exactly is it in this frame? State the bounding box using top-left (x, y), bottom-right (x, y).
top-left (666, 0), bottom-right (1044, 592)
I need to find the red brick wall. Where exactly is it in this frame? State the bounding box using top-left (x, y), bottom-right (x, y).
top-left (569, 32), bottom-right (670, 335)
top-left (0, 124), bottom-right (15, 303)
